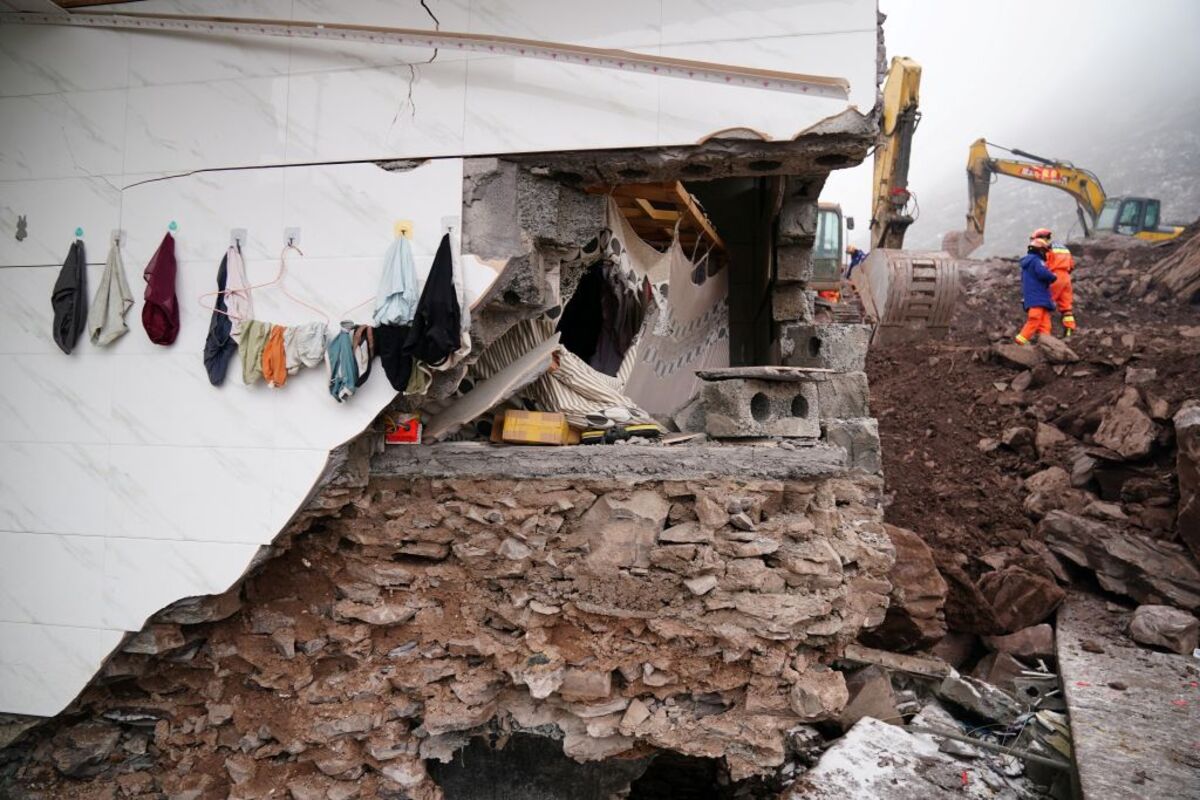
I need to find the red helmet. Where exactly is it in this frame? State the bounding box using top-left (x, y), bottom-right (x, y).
top-left (1031, 227), bottom-right (1053, 240)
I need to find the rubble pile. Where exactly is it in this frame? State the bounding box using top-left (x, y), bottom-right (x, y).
top-left (870, 226), bottom-right (1200, 643)
top-left (0, 469), bottom-right (899, 798)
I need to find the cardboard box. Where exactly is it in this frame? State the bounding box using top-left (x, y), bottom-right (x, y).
top-left (501, 410), bottom-right (573, 445)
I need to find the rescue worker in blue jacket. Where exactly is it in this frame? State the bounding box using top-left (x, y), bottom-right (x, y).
top-left (1015, 234), bottom-right (1057, 344)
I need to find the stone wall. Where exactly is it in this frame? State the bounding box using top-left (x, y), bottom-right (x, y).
top-left (0, 463), bottom-right (892, 799)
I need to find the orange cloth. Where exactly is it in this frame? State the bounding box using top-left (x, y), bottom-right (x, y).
top-left (262, 324), bottom-right (288, 388)
top-left (1016, 307), bottom-right (1051, 344)
top-left (817, 290), bottom-right (841, 302)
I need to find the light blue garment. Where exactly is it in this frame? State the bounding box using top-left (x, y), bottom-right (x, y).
top-left (326, 321), bottom-right (359, 402)
top-left (372, 237), bottom-right (418, 326)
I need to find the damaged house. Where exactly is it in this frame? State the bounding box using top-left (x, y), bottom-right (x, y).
top-left (0, 1), bottom-right (910, 797)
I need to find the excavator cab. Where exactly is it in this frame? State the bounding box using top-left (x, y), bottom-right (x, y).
top-left (811, 203), bottom-right (845, 289)
top-left (1095, 197), bottom-right (1172, 238)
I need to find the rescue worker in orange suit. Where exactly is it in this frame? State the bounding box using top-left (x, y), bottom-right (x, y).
top-left (1015, 235), bottom-right (1057, 345)
top-left (1033, 227), bottom-right (1076, 336)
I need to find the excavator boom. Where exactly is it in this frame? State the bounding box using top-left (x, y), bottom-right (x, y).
top-left (870, 57), bottom-right (922, 250)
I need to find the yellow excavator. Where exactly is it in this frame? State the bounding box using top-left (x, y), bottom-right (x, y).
top-left (828, 56), bottom-right (960, 344)
top-left (944, 138), bottom-right (1188, 257)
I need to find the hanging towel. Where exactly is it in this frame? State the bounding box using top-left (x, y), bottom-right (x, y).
top-left (51, 239), bottom-right (88, 354)
top-left (327, 321), bottom-right (359, 402)
top-left (375, 324), bottom-right (414, 392)
top-left (402, 234), bottom-right (460, 367)
top-left (87, 240), bottom-right (132, 346)
top-left (352, 324), bottom-right (375, 388)
top-left (262, 324), bottom-right (288, 388)
top-left (224, 245), bottom-right (253, 342)
top-left (142, 233), bottom-right (180, 346)
top-left (239, 319), bottom-right (271, 385)
top-left (283, 321), bottom-right (327, 374)
top-left (372, 237), bottom-right (419, 326)
top-left (202, 253), bottom-right (238, 386)
top-left (404, 361), bottom-right (432, 396)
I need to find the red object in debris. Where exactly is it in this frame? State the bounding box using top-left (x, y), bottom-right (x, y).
top-left (384, 415), bottom-right (421, 445)
top-left (1075, 681), bottom-right (1091, 687)
top-left (961, 771), bottom-right (969, 787)
top-left (1172, 699), bottom-right (1189, 707)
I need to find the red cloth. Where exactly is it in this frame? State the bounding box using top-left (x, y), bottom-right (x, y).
top-left (142, 233), bottom-right (180, 345)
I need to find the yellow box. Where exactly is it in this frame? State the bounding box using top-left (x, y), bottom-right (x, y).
top-left (501, 410), bottom-right (573, 445)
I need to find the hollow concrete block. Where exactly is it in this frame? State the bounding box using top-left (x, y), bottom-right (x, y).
top-left (779, 323), bottom-right (870, 372)
top-left (700, 379), bottom-right (820, 439)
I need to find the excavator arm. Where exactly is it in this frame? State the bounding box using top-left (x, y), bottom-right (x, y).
top-left (869, 57), bottom-right (922, 250)
top-left (951, 138), bottom-right (1108, 257)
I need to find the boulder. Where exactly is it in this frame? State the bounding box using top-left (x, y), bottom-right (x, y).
top-left (837, 665), bottom-right (899, 731)
top-left (1175, 400), bottom-right (1200, 561)
top-left (49, 721), bottom-right (121, 778)
top-left (982, 624), bottom-right (1054, 659)
top-left (1035, 335), bottom-right (1079, 364)
top-left (1128, 604), bottom-right (1199, 656)
top-left (859, 525), bottom-right (947, 651)
top-left (788, 668), bottom-right (849, 721)
top-left (977, 566), bottom-right (1065, 633)
top-left (991, 343), bottom-right (1043, 370)
top-left (1035, 422), bottom-right (1069, 455)
top-left (1041, 510), bottom-right (1200, 610)
top-left (578, 491), bottom-right (669, 573)
top-left (1001, 426), bottom-right (1035, 455)
top-left (934, 553), bottom-right (1004, 635)
top-left (1094, 388), bottom-right (1158, 460)
top-left (971, 651), bottom-right (1027, 696)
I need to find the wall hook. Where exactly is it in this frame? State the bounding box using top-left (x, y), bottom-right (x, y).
top-left (168, 220), bottom-right (178, 232)
top-left (230, 228), bottom-right (247, 249)
top-left (284, 226), bottom-right (301, 247)
top-left (111, 229), bottom-right (124, 247)
top-left (74, 227), bottom-right (84, 238)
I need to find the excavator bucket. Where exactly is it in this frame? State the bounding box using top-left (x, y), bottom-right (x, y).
top-left (850, 249), bottom-right (960, 345)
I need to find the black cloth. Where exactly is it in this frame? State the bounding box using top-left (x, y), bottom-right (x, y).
top-left (557, 262), bottom-right (644, 377)
top-left (376, 323), bottom-right (414, 392)
top-left (203, 253), bottom-right (237, 386)
top-left (402, 234), bottom-right (460, 367)
top-left (352, 324), bottom-right (375, 388)
top-left (51, 239), bottom-right (88, 354)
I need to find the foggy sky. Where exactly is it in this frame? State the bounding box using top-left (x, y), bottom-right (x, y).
top-left (822, 0), bottom-right (1200, 253)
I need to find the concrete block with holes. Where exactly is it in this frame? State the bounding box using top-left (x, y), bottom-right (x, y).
top-left (778, 323), bottom-right (870, 372)
top-left (699, 378), bottom-right (820, 439)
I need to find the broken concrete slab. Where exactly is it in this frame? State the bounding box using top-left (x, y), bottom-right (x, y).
top-left (820, 418), bottom-right (881, 473)
top-left (1058, 592), bottom-right (1200, 800)
top-left (935, 672), bottom-right (1024, 725)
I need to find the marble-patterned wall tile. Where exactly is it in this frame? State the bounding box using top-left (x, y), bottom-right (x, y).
top-left (463, 57), bottom-right (659, 154)
top-left (99, 536), bottom-right (260, 630)
top-left (660, 0), bottom-right (877, 45)
top-left (0, 177), bottom-right (123, 268)
top-left (0, 90), bottom-right (127, 180)
top-left (288, 0), bottom-right (469, 72)
top-left (284, 59), bottom-right (468, 163)
top-left (0, 442), bottom-right (111, 536)
top-left (0, 532), bottom-right (106, 627)
top-left (658, 31), bottom-right (878, 117)
top-left (123, 76), bottom-right (289, 174)
top-left (467, 0), bottom-right (660, 50)
top-left (0, 354), bottom-right (112, 445)
top-left (0, 621), bottom-right (122, 716)
top-left (281, 160), bottom-right (463, 261)
top-left (124, 0), bottom-right (293, 87)
top-left (106, 445), bottom-right (282, 543)
top-left (0, 24), bottom-right (129, 97)
top-left (105, 353), bottom-right (279, 448)
top-left (119, 169), bottom-right (286, 264)
top-left (0, 267), bottom-right (67, 356)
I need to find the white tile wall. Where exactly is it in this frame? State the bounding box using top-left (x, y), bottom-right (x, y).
top-left (0, 0), bottom-right (876, 717)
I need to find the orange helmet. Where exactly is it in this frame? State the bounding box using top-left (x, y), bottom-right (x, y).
top-left (1031, 227), bottom-right (1053, 240)
top-left (1029, 237), bottom-right (1050, 251)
